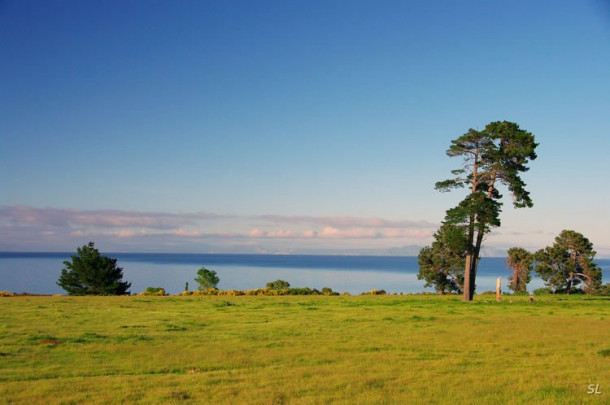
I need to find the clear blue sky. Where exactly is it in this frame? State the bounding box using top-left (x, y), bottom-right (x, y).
top-left (1, 0), bottom-right (609, 256)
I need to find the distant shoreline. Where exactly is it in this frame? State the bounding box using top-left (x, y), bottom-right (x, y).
top-left (2, 253), bottom-right (607, 296)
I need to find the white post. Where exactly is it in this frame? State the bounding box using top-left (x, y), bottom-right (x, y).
top-left (496, 277), bottom-right (502, 302)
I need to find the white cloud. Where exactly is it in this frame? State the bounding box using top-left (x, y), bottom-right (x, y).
top-left (3, 205), bottom-right (605, 257)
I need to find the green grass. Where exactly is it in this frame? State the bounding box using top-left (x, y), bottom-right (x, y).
top-left (0, 294), bottom-right (609, 404)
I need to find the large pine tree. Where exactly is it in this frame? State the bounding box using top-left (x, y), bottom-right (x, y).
top-left (435, 121), bottom-right (538, 301)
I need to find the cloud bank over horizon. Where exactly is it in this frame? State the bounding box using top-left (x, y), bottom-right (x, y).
top-left (2, 206), bottom-right (608, 258)
top-left (0, 205), bottom-right (440, 254)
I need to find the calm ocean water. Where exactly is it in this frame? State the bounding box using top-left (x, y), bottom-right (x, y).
top-left (1, 252), bottom-right (608, 295)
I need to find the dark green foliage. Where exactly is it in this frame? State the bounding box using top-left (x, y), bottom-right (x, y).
top-left (57, 242), bottom-right (131, 295)
top-left (434, 121), bottom-right (538, 300)
top-left (531, 287), bottom-right (550, 296)
top-left (535, 230), bottom-right (602, 294)
top-left (506, 247), bottom-right (534, 293)
top-left (444, 192), bottom-right (502, 232)
top-left (321, 287), bottom-right (338, 296)
top-left (436, 122), bottom-right (537, 206)
top-left (266, 280), bottom-right (291, 290)
top-left (195, 267), bottom-right (219, 290)
top-left (417, 223), bottom-right (466, 294)
top-left (286, 287), bottom-right (319, 295)
top-left (596, 284), bottom-right (610, 296)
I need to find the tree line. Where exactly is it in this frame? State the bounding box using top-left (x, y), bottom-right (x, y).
top-left (418, 229), bottom-right (606, 295)
top-left (417, 120), bottom-right (606, 296)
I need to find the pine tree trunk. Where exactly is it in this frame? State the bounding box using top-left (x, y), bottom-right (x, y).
top-left (470, 230), bottom-right (485, 298)
top-left (462, 151), bottom-right (480, 302)
top-left (466, 170), bottom-right (498, 301)
top-left (462, 217), bottom-right (478, 301)
top-left (469, 257), bottom-right (476, 300)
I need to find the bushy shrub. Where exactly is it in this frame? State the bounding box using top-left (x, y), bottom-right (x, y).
top-left (321, 287), bottom-right (339, 296)
top-left (0, 290), bottom-right (15, 297)
top-left (175, 286), bottom-right (349, 297)
top-left (265, 288), bottom-right (280, 296)
top-left (595, 284), bottom-right (610, 296)
top-left (533, 287), bottom-right (551, 296)
top-left (217, 290), bottom-right (245, 296)
top-left (139, 287), bottom-right (167, 296)
top-left (362, 289), bottom-right (387, 296)
top-left (191, 288), bottom-right (219, 296)
top-left (266, 280), bottom-right (291, 290)
top-left (286, 287), bottom-right (320, 295)
top-left (244, 288), bottom-right (267, 296)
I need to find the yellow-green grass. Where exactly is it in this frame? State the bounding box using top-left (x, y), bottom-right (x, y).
top-left (1, 294), bottom-right (609, 404)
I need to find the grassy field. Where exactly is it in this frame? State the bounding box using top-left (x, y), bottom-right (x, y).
top-left (0, 294), bottom-right (609, 404)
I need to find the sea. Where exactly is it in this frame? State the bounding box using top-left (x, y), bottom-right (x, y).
top-left (1, 252), bottom-right (608, 296)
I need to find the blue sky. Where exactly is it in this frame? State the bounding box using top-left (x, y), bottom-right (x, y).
top-left (1, 0), bottom-right (609, 256)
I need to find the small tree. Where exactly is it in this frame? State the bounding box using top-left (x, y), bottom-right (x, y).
top-left (57, 242), bottom-right (131, 295)
top-left (417, 223), bottom-right (467, 294)
top-left (321, 287), bottom-right (335, 296)
top-left (195, 267), bottom-right (219, 290)
top-left (535, 230), bottom-right (602, 294)
top-left (506, 247), bottom-right (534, 294)
top-left (266, 279), bottom-right (290, 290)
